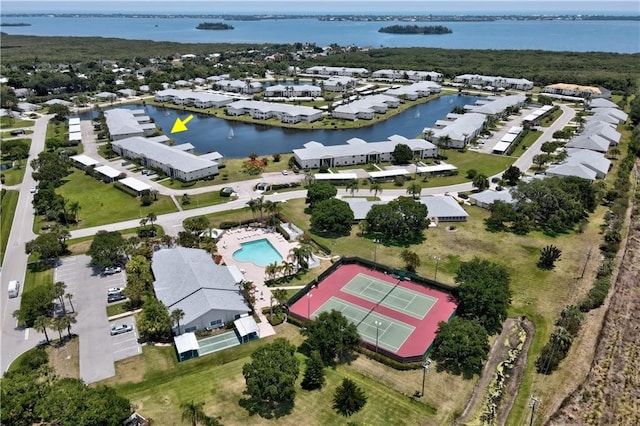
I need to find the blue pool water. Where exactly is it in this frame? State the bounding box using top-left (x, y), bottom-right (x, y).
top-left (233, 238), bottom-right (283, 267)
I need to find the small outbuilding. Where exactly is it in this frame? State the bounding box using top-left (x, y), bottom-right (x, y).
top-left (174, 332), bottom-right (200, 362)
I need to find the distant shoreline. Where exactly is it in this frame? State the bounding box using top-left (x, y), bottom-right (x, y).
top-left (1, 13), bottom-right (639, 22)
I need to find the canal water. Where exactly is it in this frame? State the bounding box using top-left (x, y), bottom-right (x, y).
top-left (94, 94), bottom-right (481, 158)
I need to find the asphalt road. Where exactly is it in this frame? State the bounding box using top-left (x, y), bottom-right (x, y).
top-left (0, 115), bottom-right (52, 372)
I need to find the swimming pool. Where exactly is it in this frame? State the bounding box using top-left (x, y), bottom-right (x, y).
top-left (233, 238), bottom-right (283, 267)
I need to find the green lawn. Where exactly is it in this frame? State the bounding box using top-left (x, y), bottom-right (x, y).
top-left (0, 190), bottom-right (19, 263)
top-left (43, 171), bottom-right (178, 230)
top-left (0, 117), bottom-right (35, 129)
top-left (539, 108), bottom-right (563, 127)
top-left (1, 163), bottom-right (27, 186)
top-left (106, 302), bottom-right (130, 317)
top-left (22, 262), bottom-right (54, 299)
top-left (181, 191), bottom-right (230, 210)
top-left (1, 129), bottom-right (33, 138)
top-left (103, 325), bottom-right (436, 426)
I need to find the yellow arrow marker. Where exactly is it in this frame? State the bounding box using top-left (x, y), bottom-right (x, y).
top-left (171, 115), bottom-right (194, 133)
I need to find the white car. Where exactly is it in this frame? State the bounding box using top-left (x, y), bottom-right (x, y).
top-left (30, 187), bottom-right (37, 194)
top-left (103, 266), bottom-right (122, 275)
top-left (108, 287), bottom-right (123, 294)
top-left (110, 324), bottom-right (133, 336)
top-left (282, 170), bottom-right (289, 175)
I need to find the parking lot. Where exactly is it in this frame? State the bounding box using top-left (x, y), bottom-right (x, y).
top-left (109, 316), bottom-right (142, 361)
top-left (54, 255), bottom-right (139, 383)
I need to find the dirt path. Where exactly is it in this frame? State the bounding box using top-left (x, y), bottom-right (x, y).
top-left (550, 163), bottom-right (640, 425)
top-left (456, 317), bottom-right (534, 426)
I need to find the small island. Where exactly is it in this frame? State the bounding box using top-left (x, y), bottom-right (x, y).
top-left (378, 24), bottom-right (452, 35)
top-left (0, 23), bottom-right (32, 27)
top-left (196, 22), bottom-right (234, 30)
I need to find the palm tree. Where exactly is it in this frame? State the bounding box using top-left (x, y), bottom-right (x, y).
top-left (170, 309), bottom-right (185, 335)
top-left (151, 189), bottom-right (159, 201)
top-left (472, 174), bottom-right (490, 191)
top-left (139, 217), bottom-right (148, 228)
top-left (265, 262), bottom-right (279, 280)
top-left (34, 315), bottom-right (51, 345)
top-left (246, 198), bottom-right (259, 221)
top-left (607, 146), bottom-right (621, 159)
top-left (147, 212), bottom-right (157, 229)
top-left (369, 182), bottom-right (382, 199)
top-left (53, 281), bottom-right (67, 313)
top-left (281, 260), bottom-right (295, 278)
top-left (65, 293), bottom-right (75, 313)
top-left (289, 244), bottom-right (313, 271)
top-left (346, 179), bottom-right (359, 197)
top-left (406, 182), bottom-right (422, 200)
top-left (52, 317), bottom-right (65, 343)
top-left (62, 314), bottom-right (76, 338)
top-left (68, 200), bottom-right (81, 223)
top-left (439, 135), bottom-right (452, 150)
top-left (180, 400), bottom-right (208, 426)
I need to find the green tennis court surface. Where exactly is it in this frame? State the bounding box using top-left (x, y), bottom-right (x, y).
top-left (341, 273), bottom-right (438, 319)
top-left (313, 297), bottom-right (415, 352)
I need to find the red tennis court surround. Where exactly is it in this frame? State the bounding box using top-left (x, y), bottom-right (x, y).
top-left (289, 263), bottom-right (458, 362)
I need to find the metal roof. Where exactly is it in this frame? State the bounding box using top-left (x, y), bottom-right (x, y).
top-left (418, 196), bottom-right (469, 219)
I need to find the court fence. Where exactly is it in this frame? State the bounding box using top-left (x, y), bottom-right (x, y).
top-left (286, 256), bottom-right (458, 364)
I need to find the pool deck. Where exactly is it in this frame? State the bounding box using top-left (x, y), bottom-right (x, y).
top-left (216, 226), bottom-right (300, 338)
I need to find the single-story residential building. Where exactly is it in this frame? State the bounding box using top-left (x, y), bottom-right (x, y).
top-left (589, 107), bottom-right (628, 124)
top-left (588, 98), bottom-right (618, 109)
top-left (565, 134), bottom-right (610, 153)
top-left (264, 84), bottom-right (321, 98)
top-left (305, 66), bottom-right (369, 77)
top-left (453, 74), bottom-right (534, 90)
top-left (117, 88), bottom-right (136, 97)
top-left (582, 123), bottom-right (621, 146)
top-left (226, 100), bottom-right (322, 123)
top-left (111, 136), bottom-right (220, 182)
top-left (104, 108), bottom-right (156, 140)
top-left (418, 196), bottom-right (469, 223)
top-left (293, 135), bottom-right (436, 169)
top-left (545, 163), bottom-right (597, 181)
top-left (152, 247), bottom-right (251, 334)
top-left (423, 112), bottom-right (487, 149)
top-left (44, 98), bottom-right (73, 107)
top-left (344, 199), bottom-right (384, 221)
top-left (16, 102), bottom-right (40, 112)
top-left (95, 91), bottom-right (117, 101)
top-left (469, 190), bottom-right (516, 209)
top-left (371, 69), bottom-right (443, 82)
top-left (563, 148), bottom-right (611, 179)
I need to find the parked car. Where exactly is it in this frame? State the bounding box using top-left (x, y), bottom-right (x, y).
top-left (107, 287), bottom-right (123, 295)
top-left (103, 266), bottom-right (122, 275)
top-left (110, 324), bottom-right (133, 336)
top-left (107, 293), bottom-right (126, 303)
top-left (281, 170), bottom-right (289, 175)
top-left (30, 187), bottom-right (38, 194)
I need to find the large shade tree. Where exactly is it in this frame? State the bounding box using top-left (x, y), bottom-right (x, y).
top-left (364, 197), bottom-right (428, 243)
top-left (88, 230), bottom-right (126, 270)
top-left (242, 338), bottom-right (300, 410)
top-left (431, 317), bottom-right (490, 378)
top-left (310, 198), bottom-right (354, 235)
top-left (301, 310), bottom-right (361, 365)
top-left (305, 182), bottom-right (337, 209)
top-left (455, 257), bottom-right (512, 335)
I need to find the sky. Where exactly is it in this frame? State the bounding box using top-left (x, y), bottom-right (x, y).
top-left (2, 1), bottom-right (639, 15)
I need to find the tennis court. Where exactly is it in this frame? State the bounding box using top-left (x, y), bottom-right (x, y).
top-left (313, 297), bottom-right (415, 352)
top-left (341, 273), bottom-right (437, 319)
top-left (289, 262), bottom-right (458, 362)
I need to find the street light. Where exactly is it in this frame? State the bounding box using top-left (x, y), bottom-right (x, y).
top-left (421, 358), bottom-right (432, 397)
top-left (374, 321), bottom-right (382, 354)
top-left (307, 293), bottom-right (313, 319)
top-left (433, 256), bottom-right (441, 283)
top-left (373, 239), bottom-right (380, 269)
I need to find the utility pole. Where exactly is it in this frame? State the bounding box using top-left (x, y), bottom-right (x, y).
top-left (529, 396), bottom-right (540, 426)
top-left (580, 246), bottom-right (592, 279)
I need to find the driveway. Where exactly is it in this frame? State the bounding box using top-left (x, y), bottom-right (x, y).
top-left (54, 254), bottom-right (127, 383)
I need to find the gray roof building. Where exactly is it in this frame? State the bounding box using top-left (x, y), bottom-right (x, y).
top-left (466, 95), bottom-right (527, 117)
top-left (564, 148), bottom-right (611, 178)
top-left (104, 108), bottom-right (156, 140)
top-left (545, 163), bottom-right (597, 181)
top-left (589, 98), bottom-right (618, 109)
top-left (469, 190), bottom-right (515, 209)
top-left (565, 134), bottom-right (610, 153)
top-left (152, 247), bottom-right (250, 333)
top-left (418, 196), bottom-right (469, 222)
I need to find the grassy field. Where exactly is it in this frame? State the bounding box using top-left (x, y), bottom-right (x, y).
top-left (180, 191), bottom-right (230, 210)
top-left (101, 323), bottom-right (466, 426)
top-left (41, 170), bottom-right (178, 230)
top-left (1, 161), bottom-right (28, 186)
top-left (1, 129), bottom-right (33, 138)
top-left (538, 108), bottom-right (564, 127)
top-left (278, 194), bottom-right (609, 424)
top-left (22, 262), bottom-right (54, 301)
top-left (0, 190), bottom-right (19, 263)
top-left (0, 117), bottom-right (35, 129)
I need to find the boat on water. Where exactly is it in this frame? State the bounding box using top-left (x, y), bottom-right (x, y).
top-left (228, 128), bottom-right (235, 139)
top-left (414, 109), bottom-right (420, 119)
